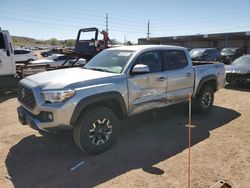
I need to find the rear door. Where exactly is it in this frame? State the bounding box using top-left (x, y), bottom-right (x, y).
top-left (128, 50), bottom-right (168, 115)
top-left (162, 50), bottom-right (194, 103)
top-left (0, 32), bottom-right (15, 75)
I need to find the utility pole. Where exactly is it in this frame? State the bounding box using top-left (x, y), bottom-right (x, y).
top-left (105, 13), bottom-right (109, 33)
top-left (147, 20), bottom-right (150, 41)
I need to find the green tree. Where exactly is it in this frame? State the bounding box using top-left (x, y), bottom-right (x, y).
top-left (49, 38), bottom-right (59, 46)
top-left (65, 39), bottom-right (75, 47)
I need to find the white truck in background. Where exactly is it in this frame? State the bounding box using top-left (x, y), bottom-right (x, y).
top-left (0, 29), bottom-right (19, 91)
top-left (0, 29), bottom-right (86, 91)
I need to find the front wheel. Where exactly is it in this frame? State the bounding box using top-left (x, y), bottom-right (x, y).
top-left (73, 107), bottom-right (120, 154)
top-left (192, 85), bottom-right (214, 114)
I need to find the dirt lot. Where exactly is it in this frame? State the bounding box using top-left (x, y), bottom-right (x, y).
top-left (0, 86), bottom-right (250, 188)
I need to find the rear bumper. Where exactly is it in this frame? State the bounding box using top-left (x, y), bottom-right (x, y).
top-left (17, 106), bottom-right (72, 132)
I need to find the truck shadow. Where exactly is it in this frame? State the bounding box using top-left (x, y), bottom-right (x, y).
top-left (224, 83), bottom-right (250, 92)
top-left (0, 90), bottom-right (17, 103)
top-left (5, 104), bottom-right (240, 188)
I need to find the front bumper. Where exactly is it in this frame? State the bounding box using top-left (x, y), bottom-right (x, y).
top-left (221, 56), bottom-right (233, 64)
top-left (17, 106), bottom-right (73, 132)
top-left (226, 73), bottom-right (250, 83)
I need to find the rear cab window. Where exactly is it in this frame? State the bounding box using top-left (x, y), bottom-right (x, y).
top-left (162, 50), bottom-right (188, 70)
top-left (206, 49), bottom-right (219, 55)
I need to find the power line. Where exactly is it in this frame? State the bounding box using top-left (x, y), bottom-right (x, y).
top-left (152, 6), bottom-right (250, 24)
top-left (6, 0), bottom-right (105, 16)
top-left (152, 12), bottom-right (250, 28)
top-left (0, 10), bottom-right (104, 26)
top-left (4, 0), bottom-right (250, 31)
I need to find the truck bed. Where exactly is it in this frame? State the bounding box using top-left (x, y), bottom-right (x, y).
top-left (192, 61), bottom-right (225, 95)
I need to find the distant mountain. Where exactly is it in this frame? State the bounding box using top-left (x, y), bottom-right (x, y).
top-left (11, 36), bottom-right (75, 47)
top-left (12, 36), bottom-right (37, 45)
top-left (12, 36), bottom-right (36, 41)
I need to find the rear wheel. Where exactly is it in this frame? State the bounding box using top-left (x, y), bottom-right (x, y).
top-left (26, 59), bottom-right (34, 64)
top-left (193, 85), bottom-right (214, 113)
top-left (73, 107), bottom-right (120, 154)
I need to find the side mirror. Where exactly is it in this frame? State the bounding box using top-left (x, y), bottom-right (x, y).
top-left (131, 64), bottom-right (149, 75)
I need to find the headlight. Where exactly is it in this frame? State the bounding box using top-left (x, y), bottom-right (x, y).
top-left (41, 89), bottom-right (75, 103)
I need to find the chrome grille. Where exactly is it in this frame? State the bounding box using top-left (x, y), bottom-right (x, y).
top-left (17, 84), bottom-right (36, 109)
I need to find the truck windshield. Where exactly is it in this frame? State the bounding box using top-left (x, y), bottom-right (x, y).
top-left (85, 50), bottom-right (134, 73)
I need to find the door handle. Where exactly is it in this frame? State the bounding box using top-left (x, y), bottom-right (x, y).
top-left (156, 77), bottom-right (166, 82)
top-left (185, 73), bottom-right (192, 77)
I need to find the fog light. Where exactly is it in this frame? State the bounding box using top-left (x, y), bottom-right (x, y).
top-left (38, 111), bottom-right (53, 122)
top-left (48, 113), bottom-right (53, 120)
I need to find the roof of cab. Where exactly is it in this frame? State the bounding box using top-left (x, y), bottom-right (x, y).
top-left (108, 45), bottom-right (187, 52)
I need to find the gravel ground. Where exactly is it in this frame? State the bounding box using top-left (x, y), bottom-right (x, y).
top-left (0, 85), bottom-right (250, 188)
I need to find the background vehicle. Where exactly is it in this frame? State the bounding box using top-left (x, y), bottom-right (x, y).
top-left (0, 29), bottom-right (20, 91)
top-left (40, 48), bottom-right (62, 57)
top-left (17, 45), bottom-right (225, 154)
top-left (14, 49), bottom-right (38, 64)
top-left (190, 48), bottom-right (221, 61)
top-left (225, 55), bottom-right (250, 85)
top-left (0, 29), bottom-right (88, 91)
top-left (30, 54), bottom-right (87, 67)
top-left (220, 47), bottom-right (244, 64)
top-left (64, 27), bottom-right (111, 62)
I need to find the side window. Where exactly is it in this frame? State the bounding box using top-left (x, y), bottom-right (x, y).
top-left (14, 50), bottom-right (21, 55)
top-left (0, 33), bottom-right (6, 49)
top-left (162, 50), bottom-right (188, 71)
top-left (57, 56), bottom-right (68, 60)
top-left (206, 50), bottom-right (217, 56)
top-left (205, 50), bottom-right (211, 55)
top-left (23, 50), bottom-right (30, 54)
top-left (134, 51), bottom-right (162, 73)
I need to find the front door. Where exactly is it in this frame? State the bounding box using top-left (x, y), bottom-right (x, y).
top-left (127, 51), bottom-right (168, 115)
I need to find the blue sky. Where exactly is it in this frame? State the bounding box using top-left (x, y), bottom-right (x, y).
top-left (1, 0), bottom-right (250, 43)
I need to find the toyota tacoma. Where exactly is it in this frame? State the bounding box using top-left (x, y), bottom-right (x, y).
top-left (17, 45), bottom-right (225, 154)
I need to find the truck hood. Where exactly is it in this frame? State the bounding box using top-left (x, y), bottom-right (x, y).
top-left (225, 64), bottom-right (250, 74)
top-left (25, 68), bottom-right (120, 90)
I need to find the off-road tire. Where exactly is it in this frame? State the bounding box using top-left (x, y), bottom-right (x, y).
top-left (73, 107), bottom-right (119, 154)
top-left (192, 85), bottom-right (214, 114)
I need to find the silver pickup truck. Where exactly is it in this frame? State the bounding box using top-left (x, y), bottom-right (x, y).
top-left (17, 45), bottom-right (225, 154)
